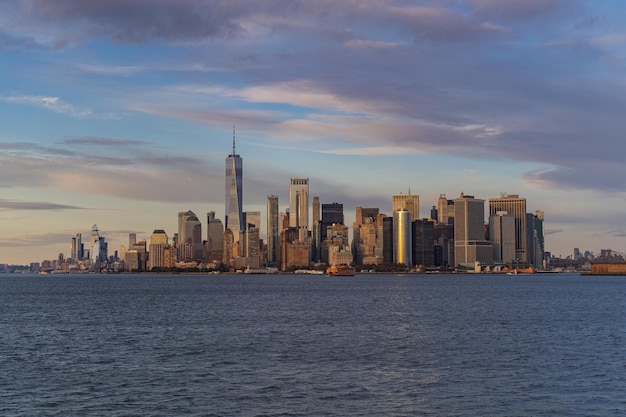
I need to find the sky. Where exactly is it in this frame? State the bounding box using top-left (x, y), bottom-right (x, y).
top-left (1, 0), bottom-right (626, 264)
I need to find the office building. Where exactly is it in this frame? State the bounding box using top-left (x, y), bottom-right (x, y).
top-left (488, 194), bottom-right (527, 262)
top-left (393, 208), bottom-right (412, 266)
top-left (412, 219), bottom-right (435, 267)
top-left (289, 178), bottom-right (309, 230)
top-left (207, 212), bottom-right (224, 262)
top-left (178, 210), bottom-right (203, 260)
top-left (454, 193), bottom-right (492, 266)
top-left (225, 127), bottom-right (243, 241)
top-left (148, 229), bottom-right (168, 270)
top-left (489, 212), bottom-right (515, 263)
top-left (533, 210), bottom-right (545, 269)
top-left (392, 190), bottom-right (419, 221)
top-left (267, 195), bottom-right (279, 264)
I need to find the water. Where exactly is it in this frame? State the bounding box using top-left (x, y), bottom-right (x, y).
top-left (1, 273), bottom-right (625, 416)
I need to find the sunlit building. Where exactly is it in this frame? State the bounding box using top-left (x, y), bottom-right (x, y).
top-left (225, 127), bottom-right (243, 242)
top-left (488, 194), bottom-right (527, 262)
top-left (393, 208), bottom-right (412, 266)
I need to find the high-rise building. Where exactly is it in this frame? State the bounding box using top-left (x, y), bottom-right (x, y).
top-left (353, 207), bottom-right (381, 265)
top-left (289, 178), bottom-right (309, 230)
top-left (70, 233), bottom-right (83, 261)
top-left (178, 210), bottom-right (203, 260)
top-left (437, 194), bottom-right (455, 224)
top-left (533, 210), bottom-right (545, 269)
top-left (489, 212), bottom-right (515, 263)
top-left (312, 196), bottom-right (321, 263)
top-left (454, 193), bottom-right (492, 266)
top-left (392, 190), bottom-right (419, 221)
top-left (488, 194), bottom-right (527, 262)
top-left (412, 219), bottom-right (435, 267)
top-left (322, 203), bottom-right (344, 228)
top-left (148, 229), bottom-right (168, 270)
top-left (267, 195), bottom-right (279, 264)
top-left (223, 229), bottom-right (235, 267)
top-left (393, 208), bottom-right (412, 266)
top-left (382, 217), bottom-right (394, 264)
top-left (207, 212), bottom-right (224, 263)
top-left (90, 224), bottom-right (107, 263)
top-left (312, 196), bottom-right (320, 225)
top-left (225, 127), bottom-right (243, 241)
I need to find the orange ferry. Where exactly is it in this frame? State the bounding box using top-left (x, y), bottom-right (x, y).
top-left (326, 265), bottom-right (357, 276)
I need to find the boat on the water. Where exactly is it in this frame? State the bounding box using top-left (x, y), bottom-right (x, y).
top-left (244, 266), bottom-right (278, 274)
top-left (326, 265), bottom-right (356, 276)
top-left (503, 267), bottom-right (535, 275)
top-left (294, 269), bottom-right (324, 275)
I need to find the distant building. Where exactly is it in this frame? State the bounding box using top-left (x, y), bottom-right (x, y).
top-left (393, 208), bottom-right (412, 266)
top-left (289, 178), bottom-right (309, 234)
top-left (225, 127), bottom-right (243, 242)
top-left (148, 229), bottom-right (168, 270)
top-left (392, 190), bottom-right (419, 221)
top-left (207, 212), bottom-right (224, 263)
top-left (412, 219), bottom-right (435, 267)
top-left (267, 195), bottom-right (279, 264)
top-left (454, 193), bottom-right (492, 267)
top-left (437, 194), bottom-right (455, 225)
top-left (488, 194), bottom-right (527, 262)
top-left (489, 212), bottom-right (515, 263)
top-left (178, 210), bottom-right (202, 260)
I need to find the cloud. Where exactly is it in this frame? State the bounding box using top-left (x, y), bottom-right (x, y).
top-left (0, 30), bottom-right (41, 50)
top-left (344, 39), bottom-right (398, 50)
top-left (0, 95), bottom-right (118, 119)
top-left (472, 0), bottom-right (563, 20)
top-left (0, 232), bottom-right (76, 248)
top-left (6, 0), bottom-right (245, 45)
top-left (0, 138), bottom-right (224, 204)
top-left (58, 137), bottom-right (151, 147)
top-left (0, 199), bottom-right (85, 210)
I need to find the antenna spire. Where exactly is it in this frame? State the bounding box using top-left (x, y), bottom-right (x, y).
top-left (232, 125), bottom-right (236, 155)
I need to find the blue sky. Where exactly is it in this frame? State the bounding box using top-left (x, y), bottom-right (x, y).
top-left (1, 0), bottom-right (626, 263)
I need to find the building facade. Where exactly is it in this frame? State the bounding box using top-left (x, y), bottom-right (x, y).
top-left (225, 128), bottom-right (243, 241)
top-left (454, 193), bottom-right (492, 266)
top-left (392, 191), bottom-right (419, 221)
top-left (488, 194), bottom-right (527, 263)
top-left (267, 195), bottom-right (279, 264)
top-left (393, 208), bottom-right (412, 266)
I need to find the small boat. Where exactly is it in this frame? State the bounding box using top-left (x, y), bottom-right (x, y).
top-left (294, 269), bottom-right (324, 275)
top-left (326, 265), bottom-right (356, 276)
top-left (244, 266), bottom-right (278, 274)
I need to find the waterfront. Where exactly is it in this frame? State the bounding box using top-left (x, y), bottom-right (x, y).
top-left (1, 273), bottom-right (625, 416)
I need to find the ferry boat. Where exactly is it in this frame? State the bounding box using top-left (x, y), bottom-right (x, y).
top-left (503, 267), bottom-right (535, 275)
top-left (326, 265), bottom-right (357, 276)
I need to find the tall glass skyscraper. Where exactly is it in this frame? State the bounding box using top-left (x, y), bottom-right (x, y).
top-left (289, 178), bottom-right (309, 229)
top-left (393, 208), bottom-right (412, 267)
top-left (267, 195), bottom-right (279, 264)
top-left (488, 194), bottom-right (527, 262)
top-left (225, 128), bottom-right (243, 241)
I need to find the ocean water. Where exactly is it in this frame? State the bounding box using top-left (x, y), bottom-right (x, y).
top-left (1, 273), bottom-right (625, 416)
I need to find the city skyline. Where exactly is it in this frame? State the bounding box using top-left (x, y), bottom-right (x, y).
top-left (2, 1), bottom-right (626, 263)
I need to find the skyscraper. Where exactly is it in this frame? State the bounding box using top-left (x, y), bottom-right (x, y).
top-left (489, 211), bottom-right (515, 263)
top-left (207, 212), bottom-right (224, 263)
top-left (533, 210), bottom-right (545, 269)
top-left (393, 208), bottom-right (412, 266)
top-left (488, 194), bottom-right (527, 262)
top-left (225, 127), bottom-right (243, 241)
top-left (289, 178), bottom-right (309, 231)
top-left (267, 195), bottom-right (279, 264)
top-left (454, 193), bottom-right (492, 266)
top-left (392, 190), bottom-right (419, 221)
top-left (178, 210), bottom-right (202, 260)
top-left (148, 229), bottom-right (168, 270)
